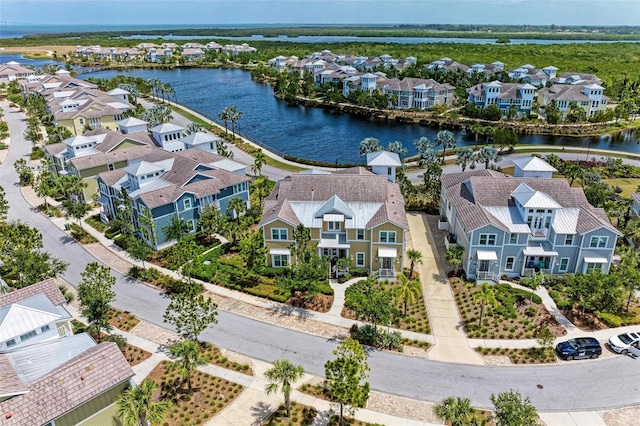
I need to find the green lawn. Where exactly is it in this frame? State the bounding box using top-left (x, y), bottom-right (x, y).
top-left (603, 178), bottom-right (640, 197)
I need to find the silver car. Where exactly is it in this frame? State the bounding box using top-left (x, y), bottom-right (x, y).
top-left (608, 332), bottom-right (640, 354)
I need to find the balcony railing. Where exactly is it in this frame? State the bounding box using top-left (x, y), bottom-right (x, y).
top-left (477, 271), bottom-right (500, 282)
top-left (530, 227), bottom-right (548, 239)
top-left (523, 267), bottom-right (551, 276)
top-left (377, 269), bottom-right (396, 280)
top-left (444, 233), bottom-right (458, 250)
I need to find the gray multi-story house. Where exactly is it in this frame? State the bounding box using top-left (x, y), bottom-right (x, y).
top-left (439, 159), bottom-right (620, 281)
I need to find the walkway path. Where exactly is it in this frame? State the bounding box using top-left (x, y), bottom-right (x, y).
top-left (407, 212), bottom-right (484, 364)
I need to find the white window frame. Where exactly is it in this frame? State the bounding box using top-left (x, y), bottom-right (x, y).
top-left (508, 233), bottom-right (517, 244)
top-left (589, 236), bottom-right (607, 248)
top-left (505, 257), bottom-right (515, 271)
top-left (20, 330), bottom-right (37, 342)
top-left (356, 229), bottom-right (365, 240)
top-left (479, 233), bottom-right (497, 246)
top-left (183, 199), bottom-right (192, 210)
top-left (186, 219), bottom-right (195, 232)
top-left (5, 339), bottom-right (16, 348)
top-left (564, 235), bottom-right (574, 245)
top-left (271, 228), bottom-right (288, 240)
top-left (272, 254), bottom-right (289, 268)
top-left (328, 221), bottom-right (341, 231)
top-left (356, 252), bottom-right (365, 267)
top-left (559, 257), bottom-right (570, 272)
top-left (41, 324), bottom-right (51, 333)
top-left (586, 262), bottom-right (603, 273)
top-left (379, 231), bottom-right (396, 243)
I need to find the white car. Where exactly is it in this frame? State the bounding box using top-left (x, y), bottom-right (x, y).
top-left (629, 341), bottom-right (640, 358)
top-left (608, 332), bottom-right (640, 354)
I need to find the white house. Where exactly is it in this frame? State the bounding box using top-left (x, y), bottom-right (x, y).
top-left (366, 151), bottom-right (401, 182)
top-left (150, 122), bottom-right (186, 152)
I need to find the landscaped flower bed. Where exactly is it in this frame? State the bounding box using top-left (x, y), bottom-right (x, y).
top-left (149, 361), bottom-right (244, 426)
top-left (123, 343), bottom-right (152, 366)
top-left (200, 343), bottom-right (253, 376)
top-left (107, 308), bottom-right (140, 331)
top-left (476, 347), bottom-right (557, 364)
top-left (450, 278), bottom-right (565, 339)
top-left (261, 402), bottom-right (318, 426)
top-left (85, 214), bottom-right (108, 232)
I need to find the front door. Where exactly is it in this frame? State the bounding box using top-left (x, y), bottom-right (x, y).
top-left (382, 257), bottom-right (393, 269)
top-left (478, 260), bottom-right (490, 272)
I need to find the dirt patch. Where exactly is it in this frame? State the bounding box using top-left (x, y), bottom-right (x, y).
top-left (562, 308), bottom-right (609, 331)
top-left (286, 292), bottom-right (333, 313)
top-left (123, 343), bottom-right (152, 367)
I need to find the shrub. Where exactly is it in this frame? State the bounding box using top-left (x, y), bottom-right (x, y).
top-left (525, 306), bottom-right (537, 317)
top-left (30, 147), bottom-right (45, 160)
top-left (104, 227), bottom-right (120, 239)
top-left (0, 142), bottom-right (7, 150)
top-left (113, 234), bottom-right (133, 250)
top-left (349, 268), bottom-right (370, 277)
top-left (596, 312), bottom-right (623, 327)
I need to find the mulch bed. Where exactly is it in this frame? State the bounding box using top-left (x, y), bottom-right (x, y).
top-left (123, 343), bottom-right (152, 367)
top-left (261, 402), bottom-right (318, 426)
top-left (287, 292), bottom-right (333, 313)
top-left (149, 360), bottom-right (244, 426)
top-left (107, 308), bottom-right (140, 332)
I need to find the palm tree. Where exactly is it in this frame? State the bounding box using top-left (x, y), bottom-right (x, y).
top-left (394, 273), bottom-right (422, 316)
top-left (168, 340), bottom-right (207, 392)
top-left (625, 220), bottom-right (640, 248)
top-left (435, 130), bottom-right (456, 164)
top-left (444, 246), bottom-right (464, 276)
top-left (117, 379), bottom-right (169, 426)
top-left (227, 197), bottom-right (247, 223)
top-left (147, 78), bottom-right (162, 99)
top-left (433, 396), bottom-right (478, 426)
top-left (264, 359), bottom-right (305, 418)
top-left (455, 147), bottom-right (475, 172)
top-left (476, 146), bottom-right (499, 169)
top-left (406, 249), bottom-right (423, 278)
top-left (162, 215), bottom-right (190, 243)
top-left (229, 106), bottom-right (242, 136)
top-left (563, 163), bottom-right (584, 186)
top-left (218, 106), bottom-right (232, 134)
top-left (162, 83), bottom-right (175, 105)
top-left (252, 152), bottom-right (267, 176)
top-left (474, 283), bottom-right (498, 328)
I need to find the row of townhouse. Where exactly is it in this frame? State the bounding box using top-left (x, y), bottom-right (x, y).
top-left (268, 49), bottom-right (417, 73)
top-left (439, 157), bottom-right (620, 281)
top-left (0, 280), bottom-right (134, 425)
top-left (467, 79), bottom-right (608, 117)
top-left (76, 41), bottom-right (256, 63)
top-left (20, 70), bottom-right (134, 134)
top-left (259, 152), bottom-right (408, 279)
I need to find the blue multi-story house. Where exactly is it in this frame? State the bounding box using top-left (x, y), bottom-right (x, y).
top-left (97, 148), bottom-right (250, 249)
top-left (467, 80), bottom-right (536, 115)
top-left (439, 158), bottom-right (621, 281)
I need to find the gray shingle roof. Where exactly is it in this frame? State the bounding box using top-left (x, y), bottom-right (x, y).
top-left (0, 279), bottom-right (66, 307)
top-left (260, 168), bottom-right (408, 230)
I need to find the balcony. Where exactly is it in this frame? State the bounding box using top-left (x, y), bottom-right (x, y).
top-left (319, 233), bottom-right (349, 249)
top-left (523, 267), bottom-right (551, 276)
top-left (477, 271), bottom-right (500, 282)
top-left (529, 227), bottom-right (548, 240)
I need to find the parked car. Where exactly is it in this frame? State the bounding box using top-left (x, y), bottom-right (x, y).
top-left (608, 332), bottom-right (640, 355)
top-left (555, 337), bottom-right (602, 360)
top-left (628, 341), bottom-right (640, 358)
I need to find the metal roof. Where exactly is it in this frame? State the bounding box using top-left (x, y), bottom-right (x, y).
top-left (367, 151), bottom-right (401, 167)
top-left (512, 157), bottom-right (558, 172)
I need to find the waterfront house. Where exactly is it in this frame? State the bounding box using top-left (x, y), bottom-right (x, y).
top-left (439, 160), bottom-right (620, 281)
top-left (44, 128), bottom-right (155, 200)
top-left (0, 61), bottom-right (35, 83)
top-left (150, 122), bottom-right (186, 152)
top-left (97, 149), bottom-right (250, 249)
top-left (20, 72), bottom-right (97, 97)
top-left (366, 150), bottom-right (401, 182)
top-left (182, 131), bottom-right (224, 154)
top-left (205, 41), bottom-right (223, 52)
top-left (467, 80), bottom-right (536, 115)
top-left (223, 44), bottom-right (257, 55)
top-left (466, 62), bottom-right (505, 77)
top-left (342, 72), bottom-right (386, 97)
top-left (259, 167), bottom-right (408, 279)
top-left (426, 57), bottom-right (469, 73)
top-left (117, 116), bottom-right (149, 134)
top-left (181, 48), bottom-right (205, 62)
top-left (0, 333), bottom-right (134, 426)
top-left (380, 77), bottom-right (455, 109)
top-left (50, 92), bottom-right (133, 135)
top-left (508, 64), bottom-right (558, 86)
top-left (0, 279), bottom-right (72, 351)
top-left (538, 83), bottom-right (608, 118)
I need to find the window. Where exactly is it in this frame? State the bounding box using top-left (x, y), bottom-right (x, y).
top-left (564, 235), bottom-right (574, 245)
top-left (505, 257), bottom-right (515, 271)
top-left (271, 228), bottom-right (288, 240)
top-left (356, 252), bottom-right (365, 267)
top-left (272, 254), bottom-right (289, 267)
top-left (327, 221), bottom-right (341, 231)
top-left (380, 231), bottom-right (396, 243)
top-left (589, 236), bottom-right (608, 248)
top-left (5, 339), bottom-right (16, 348)
top-left (559, 258), bottom-right (570, 272)
top-left (387, 167), bottom-right (392, 175)
top-left (41, 325), bottom-right (51, 333)
top-left (356, 229), bottom-right (365, 240)
top-left (478, 234), bottom-right (496, 246)
top-left (508, 233), bottom-right (517, 244)
top-left (186, 220), bottom-right (195, 232)
top-left (183, 199), bottom-right (192, 210)
top-left (20, 330), bottom-right (37, 342)
top-left (586, 262), bottom-right (603, 273)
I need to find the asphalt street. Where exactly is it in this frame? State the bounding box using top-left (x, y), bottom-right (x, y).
top-left (1, 102), bottom-right (639, 411)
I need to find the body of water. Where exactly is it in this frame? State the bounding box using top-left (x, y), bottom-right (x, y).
top-left (81, 67), bottom-right (640, 164)
top-left (0, 53), bottom-right (59, 68)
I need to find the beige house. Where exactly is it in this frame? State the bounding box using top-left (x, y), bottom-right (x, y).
top-left (45, 128), bottom-right (155, 200)
top-left (260, 167), bottom-right (408, 279)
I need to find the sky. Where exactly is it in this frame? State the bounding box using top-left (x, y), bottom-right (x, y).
top-left (1, 0), bottom-right (639, 27)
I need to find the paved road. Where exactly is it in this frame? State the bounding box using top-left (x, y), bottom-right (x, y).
top-left (2, 103), bottom-right (639, 411)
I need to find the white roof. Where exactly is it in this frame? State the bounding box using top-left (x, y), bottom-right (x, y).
top-left (0, 294), bottom-right (70, 341)
top-left (512, 157), bottom-right (558, 172)
top-left (288, 201), bottom-right (383, 229)
top-left (107, 88), bottom-right (129, 96)
top-left (210, 159), bottom-right (246, 172)
top-left (6, 61), bottom-right (20, 65)
top-left (54, 69), bottom-right (71, 75)
top-left (583, 256), bottom-right (608, 263)
top-left (378, 248), bottom-right (398, 258)
top-left (367, 151), bottom-right (401, 167)
top-left (182, 132), bottom-right (220, 146)
top-left (299, 169), bottom-right (331, 175)
top-left (105, 101), bottom-right (132, 110)
top-left (323, 214), bottom-right (345, 222)
top-left (63, 135), bottom-right (94, 147)
top-left (519, 83), bottom-right (537, 90)
top-left (150, 123), bottom-right (184, 133)
top-left (477, 250), bottom-right (498, 261)
top-left (483, 206), bottom-right (531, 233)
top-left (550, 208), bottom-right (579, 234)
top-left (511, 183), bottom-right (562, 209)
top-left (117, 117), bottom-right (148, 127)
top-left (125, 159), bottom-right (172, 177)
top-left (523, 246), bottom-right (558, 256)
top-left (585, 84), bottom-right (605, 90)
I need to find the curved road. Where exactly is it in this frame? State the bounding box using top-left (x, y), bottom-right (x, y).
top-left (1, 103), bottom-right (639, 411)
